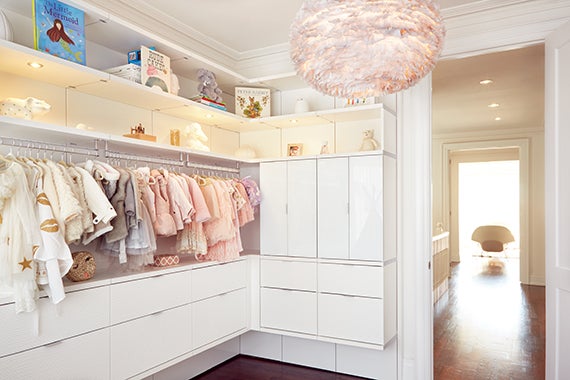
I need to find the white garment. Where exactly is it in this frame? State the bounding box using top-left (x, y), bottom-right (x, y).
top-left (0, 162), bottom-right (41, 313)
top-left (75, 166), bottom-right (117, 225)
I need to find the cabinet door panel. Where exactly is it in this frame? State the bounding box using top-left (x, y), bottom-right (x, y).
top-left (261, 258), bottom-right (317, 291)
top-left (261, 287), bottom-right (317, 335)
top-left (260, 162), bottom-right (288, 256)
top-left (192, 288), bottom-right (247, 349)
top-left (191, 260), bottom-right (246, 301)
top-left (0, 286), bottom-right (109, 357)
top-left (287, 160), bottom-right (317, 257)
top-left (110, 270), bottom-right (191, 324)
top-left (0, 329), bottom-right (109, 380)
top-left (319, 263), bottom-right (383, 298)
top-left (318, 293), bottom-right (383, 345)
top-left (318, 157), bottom-right (349, 259)
top-left (349, 156), bottom-right (384, 261)
top-left (110, 304), bottom-right (191, 380)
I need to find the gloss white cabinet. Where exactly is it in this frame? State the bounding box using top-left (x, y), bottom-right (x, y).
top-left (317, 157), bottom-right (349, 260)
top-left (260, 159), bottom-right (317, 258)
top-left (260, 287), bottom-right (317, 335)
top-left (349, 155), bottom-right (396, 262)
top-left (260, 161), bottom-right (288, 256)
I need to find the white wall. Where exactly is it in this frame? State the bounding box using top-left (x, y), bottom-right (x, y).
top-left (432, 128), bottom-right (545, 285)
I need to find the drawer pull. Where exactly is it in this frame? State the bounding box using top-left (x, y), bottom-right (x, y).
top-left (150, 310), bottom-right (165, 316)
top-left (44, 340), bottom-right (64, 347)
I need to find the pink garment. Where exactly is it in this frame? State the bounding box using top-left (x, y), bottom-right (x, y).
top-left (163, 170), bottom-right (194, 230)
top-left (182, 174), bottom-right (211, 223)
top-left (203, 180), bottom-right (235, 247)
top-left (235, 182), bottom-right (255, 226)
top-left (150, 170), bottom-right (176, 237)
top-left (197, 177), bottom-right (220, 220)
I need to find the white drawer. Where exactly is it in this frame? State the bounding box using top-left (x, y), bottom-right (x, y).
top-left (319, 263), bottom-right (383, 298)
top-left (261, 287), bottom-right (316, 335)
top-left (0, 328), bottom-right (110, 380)
top-left (0, 286), bottom-right (109, 357)
top-left (261, 259), bottom-right (316, 291)
top-left (110, 270), bottom-right (191, 324)
top-left (192, 288), bottom-right (247, 349)
top-left (318, 293), bottom-right (384, 345)
top-left (110, 304), bottom-right (191, 380)
top-left (192, 260), bottom-right (246, 301)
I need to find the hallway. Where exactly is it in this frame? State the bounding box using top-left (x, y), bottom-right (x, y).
top-left (434, 257), bottom-right (545, 379)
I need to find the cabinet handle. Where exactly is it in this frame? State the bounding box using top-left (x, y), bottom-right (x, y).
top-left (347, 202), bottom-right (350, 214)
top-left (150, 310), bottom-right (165, 316)
top-left (44, 340), bottom-right (64, 347)
top-left (285, 203), bottom-right (288, 214)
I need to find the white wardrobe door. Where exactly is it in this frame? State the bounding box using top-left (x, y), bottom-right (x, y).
top-left (260, 161), bottom-right (288, 256)
top-left (287, 159), bottom-right (317, 258)
top-left (318, 157), bottom-right (349, 259)
top-left (349, 155), bottom-right (384, 261)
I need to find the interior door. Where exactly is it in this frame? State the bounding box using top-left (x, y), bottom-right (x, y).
top-left (545, 20), bottom-right (570, 380)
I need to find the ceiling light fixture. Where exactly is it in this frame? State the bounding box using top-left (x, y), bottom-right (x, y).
top-left (290, 119), bottom-right (298, 124)
top-left (495, 117), bottom-right (502, 121)
top-left (27, 61), bottom-right (44, 69)
top-left (488, 103), bottom-right (500, 108)
top-left (479, 79), bottom-right (493, 85)
top-left (289, 0), bottom-right (446, 97)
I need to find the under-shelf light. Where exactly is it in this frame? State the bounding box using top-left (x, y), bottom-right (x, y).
top-left (205, 114), bottom-right (213, 119)
top-left (479, 79), bottom-right (493, 85)
top-left (495, 116), bottom-right (502, 121)
top-left (27, 61), bottom-right (44, 69)
top-left (290, 119), bottom-right (298, 124)
top-left (488, 103), bottom-right (500, 108)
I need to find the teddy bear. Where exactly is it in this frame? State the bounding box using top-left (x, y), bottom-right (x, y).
top-left (359, 129), bottom-right (379, 151)
top-left (182, 122), bottom-right (210, 151)
top-left (196, 68), bottom-right (223, 103)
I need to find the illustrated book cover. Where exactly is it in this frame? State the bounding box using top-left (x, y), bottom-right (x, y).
top-left (33, 0), bottom-right (86, 65)
top-left (235, 87), bottom-right (271, 118)
top-left (140, 46), bottom-right (171, 93)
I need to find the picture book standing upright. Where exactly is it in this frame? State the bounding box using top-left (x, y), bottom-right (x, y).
top-left (33, 0), bottom-right (86, 65)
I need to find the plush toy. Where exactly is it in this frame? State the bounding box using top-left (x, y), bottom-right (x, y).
top-left (359, 129), bottom-right (379, 151)
top-left (66, 251), bottom-right (96, 282)
top-left (196, 68), bottom-right (223, 103)
top-left (182, 122), bottom-right (210, 151)
top-left (0, 97), bottom-right (51, 120)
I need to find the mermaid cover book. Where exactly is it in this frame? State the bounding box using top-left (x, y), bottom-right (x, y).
top-left (33, 0), bottom-right (86, 65)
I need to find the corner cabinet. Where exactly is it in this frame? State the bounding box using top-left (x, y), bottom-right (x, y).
top-left (258, 151), bottom-right (397, 349)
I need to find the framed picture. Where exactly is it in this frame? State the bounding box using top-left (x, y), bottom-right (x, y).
top-left (287, 143), bottom-right (303, 157)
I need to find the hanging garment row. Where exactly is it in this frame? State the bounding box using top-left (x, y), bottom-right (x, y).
top-left (0, 154), bottom-right (261, 314)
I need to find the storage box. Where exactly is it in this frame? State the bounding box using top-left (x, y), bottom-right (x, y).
top-left (105, 64), bottom-right (141, 83)
top-left (153, 255), bottom-right (180, 267)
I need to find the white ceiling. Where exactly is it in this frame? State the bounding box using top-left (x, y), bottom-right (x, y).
top-left (130, 0), bottom-right (545, 134)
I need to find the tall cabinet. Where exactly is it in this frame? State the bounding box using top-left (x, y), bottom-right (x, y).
top-left (259, 148), bottom-right (397, 349)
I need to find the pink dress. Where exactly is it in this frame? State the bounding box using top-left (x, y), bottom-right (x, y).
top-left (150, 169), bottom-right (176, 237)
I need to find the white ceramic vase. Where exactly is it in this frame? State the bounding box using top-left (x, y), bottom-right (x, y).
top-left (294, 98), bottom-right (309, 114)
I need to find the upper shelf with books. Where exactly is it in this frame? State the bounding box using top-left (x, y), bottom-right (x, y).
top-left (0, 39), bottom-right (391, 134)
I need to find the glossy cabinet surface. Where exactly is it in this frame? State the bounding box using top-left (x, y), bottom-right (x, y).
top-left (260, 161), bottom-right (288, 256)
top-left (287, 160), bottom-right (317, 258)
top-left (317, 157), bottom-right (349, 259)
top-left (261, 287), bottom-right (317, 335)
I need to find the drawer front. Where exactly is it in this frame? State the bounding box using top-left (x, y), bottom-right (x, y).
top-left (192, 288), bottom-right (247, 349)
top-left (110, 270), bottom-right (191, 324)
top-left (261, 287), bottom-right (316, 335)
top-left (110, 304), bottom-right (191, 380)
top-left (192, 260), bottom-right (247, 301)
top-left (261, 259), bottom-right (316, 291)
top-left (319, 263), bottom-right (383, 298)
top-left (0, 328), bottom-right (110, 380)
top-left (318, 293), bottom-right (383, 345)
top-left (0, 286), bottom-right (109, 357)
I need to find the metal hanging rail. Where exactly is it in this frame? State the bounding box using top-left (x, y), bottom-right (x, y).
top-left (0, 136), bottom-right (99, 158)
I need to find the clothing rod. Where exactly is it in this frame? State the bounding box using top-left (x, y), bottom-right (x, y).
top-left (0, 136), bottom-right (98, 157)
top-left (186, 161), bottom-right (240, 174)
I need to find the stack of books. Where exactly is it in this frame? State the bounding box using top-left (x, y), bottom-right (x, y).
top-left (191, 95), bottom-right (227, 111)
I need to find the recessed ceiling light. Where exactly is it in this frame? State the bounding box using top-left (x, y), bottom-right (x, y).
top-left (27, 61), bottom-right (44, 69)
top-left (480, 79), bottom-right (493, 85)
top-left (495, 117), bottom-right (502, 121)
top-left (290, 119), bottom-right (298, 123)
top-left (205, 114), bottom-right (213, 119)
top-left (488, 103), bottom-right (500, 108)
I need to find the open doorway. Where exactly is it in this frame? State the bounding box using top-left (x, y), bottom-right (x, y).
top-left (450, 148), bottom-right (520, 266)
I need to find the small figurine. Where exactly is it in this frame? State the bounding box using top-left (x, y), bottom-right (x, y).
top-left (182, 122), bottom-right (209, 151)
top-left (320, 140), bottom-right (330, 154)
top-left (0, 97), bottom-right (51, 120)
top-left (359, 129), bottom-right (379, 151)
top-left (131, 123), bottom-right (145, 134)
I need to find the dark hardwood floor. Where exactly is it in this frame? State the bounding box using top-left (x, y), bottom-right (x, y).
top-left (434, 257), bottom-right (545, 380)
top-left (193, 356), bottom-right (366, 380)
